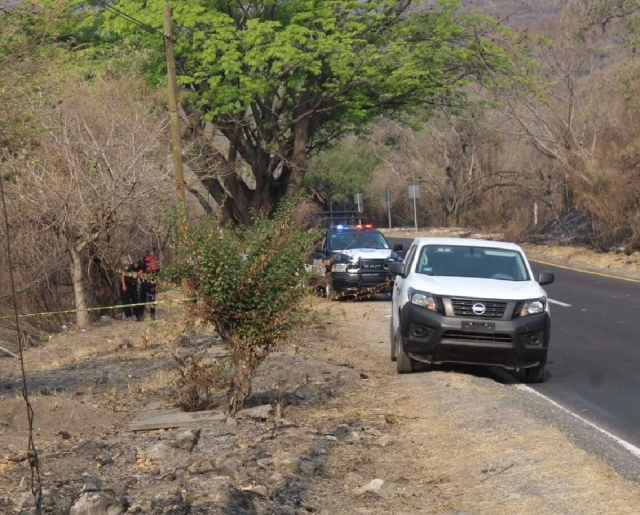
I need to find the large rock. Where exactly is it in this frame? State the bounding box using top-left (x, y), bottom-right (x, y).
top-left (69, 492), bottom-right (127, 515)
top-left (235, 404), bottom-right (273, 421)
top-left (174, 429), bottom-right (201, 452)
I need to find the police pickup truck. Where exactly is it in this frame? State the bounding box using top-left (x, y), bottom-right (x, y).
top-left (307, 219), bottom-right (403, 299)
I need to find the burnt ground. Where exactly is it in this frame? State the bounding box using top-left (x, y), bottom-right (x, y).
top-left (1, 293), bottom-right (640, 514)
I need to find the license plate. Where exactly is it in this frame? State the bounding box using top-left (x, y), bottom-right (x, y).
top-left (462, 321), bottom-right (495, 333)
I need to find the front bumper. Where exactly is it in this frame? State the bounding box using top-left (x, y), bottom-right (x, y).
top-left (330, 271), bottom-right (392, 293)
top-left (400, 304), bottom-right (550, 369)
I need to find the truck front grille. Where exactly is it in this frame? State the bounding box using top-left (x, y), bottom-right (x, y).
top-left (450, 298), bottom-right (507, 318)
top-left (442, 330), bottom-right (512, 343)
top-left (360, 259), bottom-right (387, 273)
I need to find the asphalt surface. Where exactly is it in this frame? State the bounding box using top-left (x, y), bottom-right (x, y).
top-left (387, 236), bottom-right (640, 464)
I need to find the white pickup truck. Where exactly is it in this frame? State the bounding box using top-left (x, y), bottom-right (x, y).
top-left (390, 238), bottom-right (554, 383)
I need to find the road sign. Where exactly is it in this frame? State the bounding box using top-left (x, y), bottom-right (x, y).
top-left (408, 185), bottom-right (419, 231)
top-left (384, 190), bottom-right (392, 228)
top-left (354, 192), bottom-right (363, 213)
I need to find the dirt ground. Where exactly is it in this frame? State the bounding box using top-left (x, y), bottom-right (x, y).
top-left (2, 287), bottom-right (640, 514)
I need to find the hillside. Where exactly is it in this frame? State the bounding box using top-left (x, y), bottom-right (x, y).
top-left (463, 0), bottom-right (569, 29)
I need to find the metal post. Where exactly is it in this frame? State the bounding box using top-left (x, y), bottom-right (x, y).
top-left (387, 200), bottom-right (392, 229)
top-left (413, 195), bottom-right (418, 232)
top-left (534, 202), bottom-right (538, 226)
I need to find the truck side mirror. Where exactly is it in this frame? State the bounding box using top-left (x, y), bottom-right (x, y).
top-left (389, 261), bottom-right (406, 277)
top-left (538, 271), bottom-right (554, 285)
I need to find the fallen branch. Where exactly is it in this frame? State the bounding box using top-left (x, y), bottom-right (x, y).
top-left (482, 462), bottom-right (514, 481)
top-left (0, 344), bottom-right (18, 357)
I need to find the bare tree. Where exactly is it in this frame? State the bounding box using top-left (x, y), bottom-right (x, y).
top-left (4, 78), bottom-right (171, 329)
top-left (371, 113), bottom-right (519, 227)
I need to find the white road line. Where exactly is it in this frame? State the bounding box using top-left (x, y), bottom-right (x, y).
top-left (516, 384), bottom-right (640, 461)
top-left (548, 298), bottom-right (572, 307)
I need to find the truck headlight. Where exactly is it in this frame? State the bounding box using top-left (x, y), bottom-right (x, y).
top-left (519, 298), bottom-right (546, 317)
top-left (410, 289), bottom-right (437, 311)
top-left (331, 254), bottom-right (351, 273)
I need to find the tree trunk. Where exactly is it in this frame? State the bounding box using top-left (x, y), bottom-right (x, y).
top-left (70, 245), bottom-right (90, 329)
top-left (287, 113), bottom-right (310, 195)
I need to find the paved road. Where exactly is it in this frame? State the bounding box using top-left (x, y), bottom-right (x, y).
top-left (387, 236), bottom-right (640, 452)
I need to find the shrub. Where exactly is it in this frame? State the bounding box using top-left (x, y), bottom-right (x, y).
top-left (169, 198), bottom-right (319, 414)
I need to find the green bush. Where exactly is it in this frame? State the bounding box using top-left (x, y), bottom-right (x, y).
top-left (170, 198), bottom-right (319, 414)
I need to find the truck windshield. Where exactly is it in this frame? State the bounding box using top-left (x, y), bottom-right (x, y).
top-left (415, 245), bottom-right (530, 281)
top-left (329, 232), bottom-right (390, 250)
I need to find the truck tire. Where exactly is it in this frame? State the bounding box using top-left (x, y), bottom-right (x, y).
top-left (396, 330), bottom-right (416, 374)
top-left (324, 275), bottom-right (335, 300)
top-left (524, 360), bottom-right (546, 384)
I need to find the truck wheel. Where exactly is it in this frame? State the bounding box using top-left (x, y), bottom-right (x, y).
top-left (396, 331), bottom-right (416, 374)
top-left (390, 319), bottom-right (397, 362)
top-left (524, 361), bottom-right (546, 384)
top-left (324, 276), bottom-right (335, 300)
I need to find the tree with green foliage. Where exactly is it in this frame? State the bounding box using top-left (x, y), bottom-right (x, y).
top-left (62, 0), bottom-right (515, 222)
top-left (304, 139), bottom-right (377, 209)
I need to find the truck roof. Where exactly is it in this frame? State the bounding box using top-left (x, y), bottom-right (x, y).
top-left (411, 237), bottom-right (524, 252)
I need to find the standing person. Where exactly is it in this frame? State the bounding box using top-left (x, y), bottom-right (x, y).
top-left (138, 250), bottom-right (159, 321)
top-left (120, 263), bottom-right (139, 321)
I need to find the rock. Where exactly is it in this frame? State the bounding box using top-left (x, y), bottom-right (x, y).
top-left (294, 384), bottom-right (312, 400)
top-left (375, 435), bottom-right (400, 448)
top-left (235, 404), bottom-right (273, 421)
top-left (355, 479), bottom-right (384, 495)
top-left (96, 370), bottom-right (119, 384)
top-left (69, 491), bottom-right (127, 515)
top-left (325, 435), bottom-right (338, 441)
top-left (147, 443), bottom-right (173, 461)
top-left (346, 431), bottom-right (362, 444)
top-left (242, 485), bottom-right (268, 497)
top-left (81, 475), bottom-right (103, 493)
top-left (332, 424), bottom-right (350, 438)
top-left (18, 477), bottom-right (29, 491)
top-left (174, 429), bottom-right (201, 452)
top-left (298, 459), bottom-right (318, 477)
top-left (215, 457), bottom-right (241, 478)
top-left (187, 460), bottom-right (214, 475)
top-left (272, 453), bottom-right (300, 474)
top-left (96, 452), bottom-right (114, 466)
top-left (99, 316), bottom-right (114, 324)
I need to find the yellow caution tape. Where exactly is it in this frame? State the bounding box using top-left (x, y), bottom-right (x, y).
top-left (0, 296), bottom-right (197, 320)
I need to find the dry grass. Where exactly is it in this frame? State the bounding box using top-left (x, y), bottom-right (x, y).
top-left (296, 297), bottom-right (640, 514)
top-left (128, 369), bottom-right (178, 396)
top-left (524, 243), bottom-right (640, 277)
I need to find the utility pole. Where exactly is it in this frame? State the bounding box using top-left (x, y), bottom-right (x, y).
top-left (163, 3), bottom-right (186, 226)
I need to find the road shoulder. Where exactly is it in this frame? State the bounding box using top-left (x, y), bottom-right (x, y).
top-left (302, 297), bottom-right (640, 514)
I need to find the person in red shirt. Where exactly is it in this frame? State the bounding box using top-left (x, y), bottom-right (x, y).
top-left (138, 250), bottom-right (159, 320)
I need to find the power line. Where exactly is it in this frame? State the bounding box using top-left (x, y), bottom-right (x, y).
top-left (93, 0), bottom-right (168, 40)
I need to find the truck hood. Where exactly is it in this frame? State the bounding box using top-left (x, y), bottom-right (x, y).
top-left (332, 248), bottom-right (392, 261)
top-left (410, 275), bottom-right (547, 300)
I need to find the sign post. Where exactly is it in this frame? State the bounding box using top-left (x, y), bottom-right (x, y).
top-left (384, 190), bottom-right (392, 229)
top-left (354, 192), bottom-right (363, 213)
top-left (408, 185), bottom-right (420, 232)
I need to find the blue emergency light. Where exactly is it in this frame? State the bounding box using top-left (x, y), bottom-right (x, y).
top-left (336, 224), bottom-right (344, 229)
